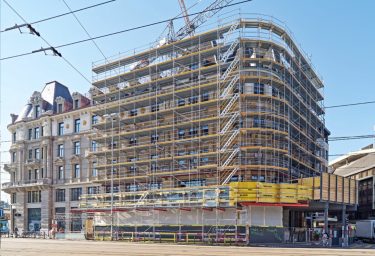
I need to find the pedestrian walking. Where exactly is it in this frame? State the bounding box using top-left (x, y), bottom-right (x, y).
top-left (322, 232), bottom-right (329, 247)
top-left (14, 226), bottom-right (18, 238)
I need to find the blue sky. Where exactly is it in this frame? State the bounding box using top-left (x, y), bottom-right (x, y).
top-left (1, 0), bottom-right (375, 196)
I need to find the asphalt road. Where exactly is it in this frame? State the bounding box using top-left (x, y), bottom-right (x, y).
top-left (1, 238), bottom-right (375, 256)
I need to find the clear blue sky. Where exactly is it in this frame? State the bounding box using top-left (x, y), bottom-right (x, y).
top-left (1, 0), bottom-right (375, 198)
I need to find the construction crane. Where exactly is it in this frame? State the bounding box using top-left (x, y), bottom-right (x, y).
top-left (178, 0), bottom-right (191, 29)
top-left (133, 0), bottom-right (235, 70)
top-left (166, 0), bottom-right (235, 43)
top-left (174, 0), bottom-right (233, 40)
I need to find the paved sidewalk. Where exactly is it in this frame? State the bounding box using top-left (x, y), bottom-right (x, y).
top-left (1, 238), bottom-right (375, 256)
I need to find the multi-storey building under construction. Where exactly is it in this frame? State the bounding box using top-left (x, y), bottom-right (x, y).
top-left (79, 15), bottom-right (343, 240)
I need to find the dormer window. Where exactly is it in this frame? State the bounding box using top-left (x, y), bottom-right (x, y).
top-left (74, 99), bottom-right (79, 109)
top-left (35, 105), bottom-right (41, 118)
top-left (58, 103), bottom-right (63, 113)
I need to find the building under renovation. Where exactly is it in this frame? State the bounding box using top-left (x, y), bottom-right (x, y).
top-left (75, 13), bottom-right (357, 243)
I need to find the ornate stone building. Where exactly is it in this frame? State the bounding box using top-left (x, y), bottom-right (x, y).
top-left (2, 81), bottom-right (98, 233)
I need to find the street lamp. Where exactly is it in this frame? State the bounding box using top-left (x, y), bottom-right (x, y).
top-left (103, 112), bottom-right (119, 240)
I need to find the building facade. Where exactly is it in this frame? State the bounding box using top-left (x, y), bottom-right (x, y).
top-left (331, 144), bottom-right (375, 220)
top-left (80, 16), bottom-right (329, 230)
top-left (2, 81), bottom-right (98, 233)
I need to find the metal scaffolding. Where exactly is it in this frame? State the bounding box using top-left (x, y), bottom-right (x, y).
top-left (79, 13), bottom-right (329, 240)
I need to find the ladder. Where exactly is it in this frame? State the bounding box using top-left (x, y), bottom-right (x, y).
top-left (220, 40), bottom-right (239, 63)
top-left (221, 167), bottom-right (240, 185)
top-left (220, 112), bottom-right (239, 135)
top-left (220, 74), bottom-right (239, 99)
top-left (220, 55), bottom-right (239, 81)
top-left (135, 191), bottom-right (149, 207)
top-left (220, 129), bottom-right (239, 153)
top-left (222, 147), bottom-right (240, 168)
top-left (222, 22), bottom-right (240, 46)
top-left (220, 93), bottom-right (239, 117)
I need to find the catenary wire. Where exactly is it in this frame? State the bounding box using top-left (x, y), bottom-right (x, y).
top-left (3, 0), bottom-right (375, 172)
top-left (325, 100), bottom-right (375, 109)
top-left (4, 1), bottom-right (375, 110)
top-left (61, 0), bottom-right (107, 61)
top-left (3, 0), bottom-right (374, 110)
top-left (0, 0), bottom-right (116, 33)
top-left (328, 134), bottom-right (375, 141)
top-left (0, 0), bottom-right (252, 61)
top-left (2, 0), bottom-right (91, 83)
top-left (54, 0), bottom-right (252, 49)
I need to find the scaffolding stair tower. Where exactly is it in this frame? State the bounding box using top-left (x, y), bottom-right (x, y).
top-left (220, 74), bottom-right (239, 99)
top-left (221, 167), bottom-right (240, 185)
top-left (221, 22), bottom-right (240, 46)
top-left (218, 38), bottom-right (240, 187)
top-left (135, 191), bottom-right (150, 207)
top-left (220, 129), bottom-right (239, 153)
top-left (220, 39), bottom-right (239, 64)
top-left (220, 52), bottom-right (239, 80)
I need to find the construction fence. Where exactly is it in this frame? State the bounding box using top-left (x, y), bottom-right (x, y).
top-left (91, 224), bottom-right (355, 246)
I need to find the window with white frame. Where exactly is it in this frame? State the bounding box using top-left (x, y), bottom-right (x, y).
top-left (73, 141), bottom-right (80, 155)
top-left (58, 122), bottom-right (64, 136)
top-left (57, 144), bottom-right (64, 157)
top-left (58, 166), bottom-right (64, 180)
top-left (73, 164), bottom-right (80, 178)
top-left (74, 119), bottom-right (81, 133)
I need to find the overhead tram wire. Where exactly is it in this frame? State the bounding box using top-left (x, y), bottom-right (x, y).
top-left (2, 0), bottom-right (91, 84)
top-left (0, 0), bottom-right (116, 33)
top-left (3, 0), bottom-right (374, 167)
top-left (0, 0), bottom-right (252, 61)
top-left (325, 100), bottom-right (375, 109)
top-left (328, 134), bottom-right (375, 141)
top-left (156, 0), bottom-right (202, 43)
top-left (62, 0), bottom-right (107, 61)
top-left (61, 0), bottom-right (109, 82)
top-left (54, 0), bottom-right (252, 49)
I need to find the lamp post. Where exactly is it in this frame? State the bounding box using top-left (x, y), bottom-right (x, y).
top-left (103, 112), bottom-right (118, 240)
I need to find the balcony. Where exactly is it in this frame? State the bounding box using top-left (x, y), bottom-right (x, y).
top-left (3, 163), bottom-right (17, 173)
top-left (2, 178), bottom-right (51, 192)
top-left (24, 159), bottom-right (42, 167)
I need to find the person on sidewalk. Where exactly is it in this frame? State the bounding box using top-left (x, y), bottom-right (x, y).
top-left (322, 232), bottom-right (329, 247)
top-left (14, 226), bottom-right (18, 238)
